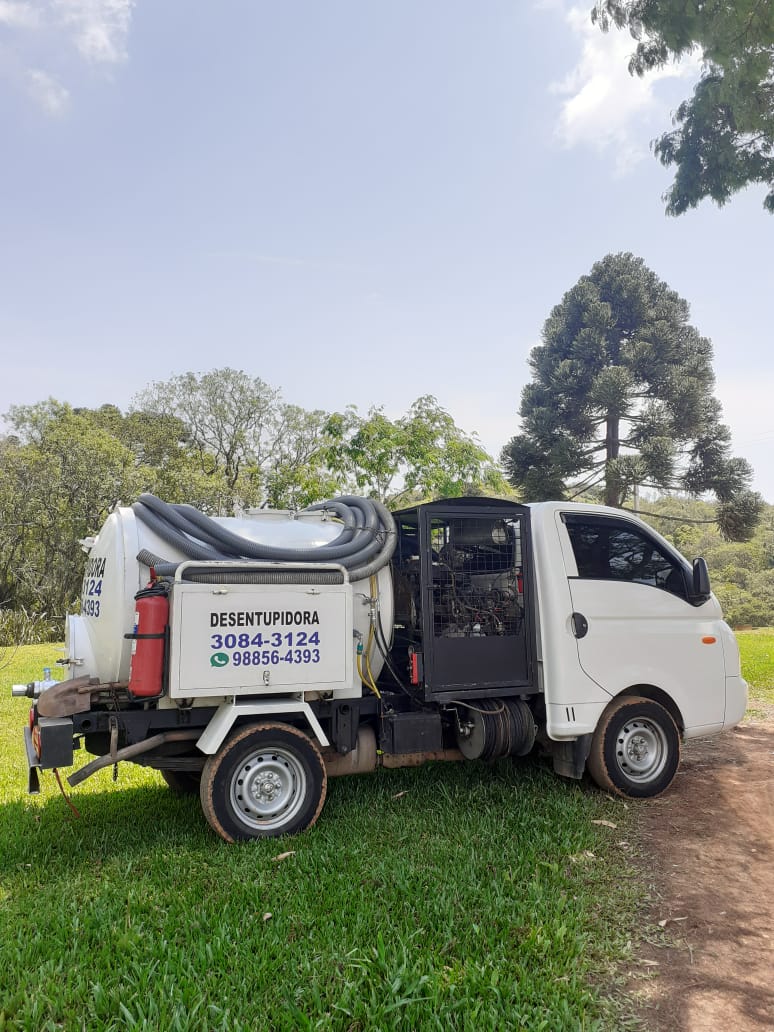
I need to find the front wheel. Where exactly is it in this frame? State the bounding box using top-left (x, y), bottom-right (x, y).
top-left (199, 722), bottom-right (327, 841)
top-left (587, 696), bottom-right (681, 798)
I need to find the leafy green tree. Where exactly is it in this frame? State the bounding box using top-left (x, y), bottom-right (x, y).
top-left (75, 403), bottom-right (233, 512)
top-left (326, 395), bottom-right (506, 504)
top-left (263, 405), bottom-right (342, 510)
top-left (81, 403), bottom-right (191, 467)
top-left (501, 253), bottom-right (761, 539)
top-left (4, 398), bottom-right (66, 444)
top-left (133, 369), bottom-right (280, 502)
top-left (324, 406), bottom-right (405, 502)
top-left (625, 494), bottom-right (773, 626)
top-left (400, 396), bottom-right (507, 501)
top-left (0, 405), bottom-right (147, 615)
top-left (132, 369), bottom-right (344, 510)
top-left (593, 0), bottom-right (774, 213)
top-left (0, 436), bottom-right (54, 611)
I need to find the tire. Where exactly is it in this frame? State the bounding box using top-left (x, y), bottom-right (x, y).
top-left (199, 722), bottom-right (327, 842)
top-left (161, 769), bottom-right (202, 795)
top-left (587, 695), bottom-right (681, 799)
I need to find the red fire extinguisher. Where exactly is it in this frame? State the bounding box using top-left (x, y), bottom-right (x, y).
top-left (127, 580), bottom-right (169, 698)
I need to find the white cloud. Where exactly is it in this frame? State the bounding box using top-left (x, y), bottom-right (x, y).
top-left (0, 0), bottom-right (133, 114)
top-left (27, 67), bottom-right (70, 113)
top-left (53, 0), bottom-right (134, 65)
top-left (0, 1), bottom-right (39, 28)
top-left (551, 5), bottom-right (701, 174)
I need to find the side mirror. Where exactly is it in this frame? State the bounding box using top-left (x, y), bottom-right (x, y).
top-left (691, 557), bottom-right (711, 601)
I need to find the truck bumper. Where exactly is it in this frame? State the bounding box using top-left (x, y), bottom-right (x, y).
top-left (724, 675), bottom-right (749, 729)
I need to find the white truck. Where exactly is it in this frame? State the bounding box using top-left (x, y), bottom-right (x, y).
top-left (13, 493), bottom-right (747, 841)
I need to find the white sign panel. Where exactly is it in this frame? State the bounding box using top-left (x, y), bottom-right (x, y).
top-left (170, 584), bottom-right (349, 697)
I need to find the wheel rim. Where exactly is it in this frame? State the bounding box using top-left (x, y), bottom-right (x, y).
top-left (230, 746), bottom-right (307, 832)
top-left (614, 717), bottom-right (669, 784)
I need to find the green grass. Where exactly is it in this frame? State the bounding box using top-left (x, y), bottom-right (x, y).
top-left (2, 633), bottom-right (772, 1030)
top-left (0, 647), bottom-right (646, 1031)
top-left (738, 628), bottom-right (774, 703)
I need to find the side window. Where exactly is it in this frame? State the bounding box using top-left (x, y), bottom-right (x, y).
top-left (564, 516), bottom-right (687, 599)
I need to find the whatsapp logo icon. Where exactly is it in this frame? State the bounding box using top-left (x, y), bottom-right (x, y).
top-left (210, 652), bottom-right (229, 668)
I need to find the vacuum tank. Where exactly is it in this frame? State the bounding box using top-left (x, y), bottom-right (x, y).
top-left (66, 496), bottom-right (396, 688)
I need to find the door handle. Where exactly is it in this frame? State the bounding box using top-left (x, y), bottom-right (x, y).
top-left (571, 612), bottom-right (588, 639)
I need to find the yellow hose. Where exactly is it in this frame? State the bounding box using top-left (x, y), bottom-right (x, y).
top-left (357, 574), bottom-right (382, 699)
top-left (356, 646), bottom-right (381, 699)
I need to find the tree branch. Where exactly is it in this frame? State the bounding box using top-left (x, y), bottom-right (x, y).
top-left (620, 506), bottom-right (717, 525)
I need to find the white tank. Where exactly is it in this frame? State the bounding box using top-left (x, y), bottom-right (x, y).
top-left (66, 506), bottom-right (394, 687)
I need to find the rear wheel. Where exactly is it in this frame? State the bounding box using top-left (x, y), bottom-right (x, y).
top-left (587, 696), bottom-right (680, 798)
top-left (199, 722), bottom-right (327, 841)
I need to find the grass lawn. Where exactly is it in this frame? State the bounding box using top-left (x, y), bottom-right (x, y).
top-left (1, 633), bottom-right (771, 1031)
top-left (0, 646), bottom-right (643, 1032)
top-left (736, 628), bottom-right (774, 703)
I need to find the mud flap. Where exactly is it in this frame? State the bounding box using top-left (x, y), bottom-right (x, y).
top-left (552, 733), bottom-right (593, 780)
top-left (23, 727), bottom-right (41, 794)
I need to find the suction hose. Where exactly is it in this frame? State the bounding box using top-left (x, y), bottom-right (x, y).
top-left (132, 494), bottom-right (396, 581)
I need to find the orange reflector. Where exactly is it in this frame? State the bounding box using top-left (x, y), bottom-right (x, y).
top-left (701, 636), bottom-right (716, 644)
top-left (409, 650), bottom-right (421, 685)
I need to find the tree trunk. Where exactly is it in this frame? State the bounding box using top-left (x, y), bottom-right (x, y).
top-left (604, 415), bottom-right (621, 507)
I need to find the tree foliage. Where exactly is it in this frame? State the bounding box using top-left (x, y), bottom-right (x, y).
top-left (133, 369), bottom-right (281, 503)
top-left (638, 494), bottom-right (774, 627)
top-left (324, 395), bottom-right (506, 504)
top-left (0, 404), bottom-right (149, 616)
top-left (593, 0), bottom-right (774, 213)
top-left (0, 376), bottom-right (503, 621)
top-left (501, 253), bottom-right (762, 538)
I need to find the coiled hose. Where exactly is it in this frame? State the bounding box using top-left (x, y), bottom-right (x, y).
top-left (132, 493), bottom-right (396, 581)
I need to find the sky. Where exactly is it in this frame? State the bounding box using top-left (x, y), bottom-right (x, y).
top-left (0, 0), bottom-right (771, 500)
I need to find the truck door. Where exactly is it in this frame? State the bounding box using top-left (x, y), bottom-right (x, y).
top-left (559, 512), bottom-right (726, 735)
top-left (418, 502), bottom-right (534, 701)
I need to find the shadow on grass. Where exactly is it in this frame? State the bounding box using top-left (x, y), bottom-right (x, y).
top-left (0, 779), bottom-right (207, 870)
top-left (0, 750), bottom-right (584, 873)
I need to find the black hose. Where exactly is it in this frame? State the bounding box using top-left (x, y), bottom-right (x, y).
top-left (374, 601), bottom-right (409, 692)
top-left (132, 494), bottom-right (396, 581)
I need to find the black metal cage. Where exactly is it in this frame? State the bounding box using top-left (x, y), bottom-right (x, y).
top-left (388, 498), bottom-right (536, 701)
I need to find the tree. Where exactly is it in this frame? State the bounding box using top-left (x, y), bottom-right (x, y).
top-left (82, 403), bottom-right (191, 468)
top-left (400, 396), bottom-right (507, 501)
top-left (325, 396), bottom-right (506, 504)
top-left (593, 1), bottom-right (774, 213)
top-left (639, 494), bottom-right (774, 626)
top-left (0, 404), bottom-right (148, 615)
top-left (501, 253), bottom-right (762, 538)
top-left (132, 369), bottom-right (343, 511)
top-left (133, 369), bottom-right (281, 503)
top-left (0, 382), bottom-right (507, 626)
top-left (263, 404), bottom-right (342, 510)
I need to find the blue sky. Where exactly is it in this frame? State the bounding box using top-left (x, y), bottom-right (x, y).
top-left (1, 1), bottom-right (771, 499)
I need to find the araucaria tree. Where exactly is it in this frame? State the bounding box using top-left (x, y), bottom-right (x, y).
top-left (501, 253), bottom-right (761, 538)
